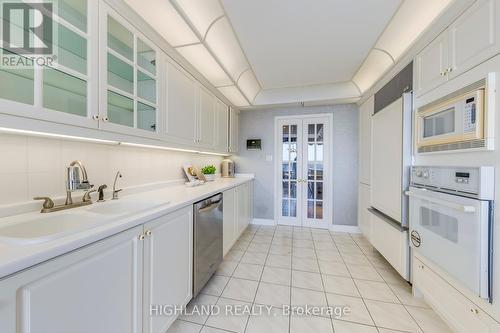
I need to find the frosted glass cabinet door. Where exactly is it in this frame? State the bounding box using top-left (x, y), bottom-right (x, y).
top-left (100, 4), bottom-right (158, 137)
top-left (0, 0), bottom-right (98, 129)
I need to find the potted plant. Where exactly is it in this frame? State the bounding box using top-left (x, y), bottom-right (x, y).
top-left (201, 165), bottom-right (217, 181)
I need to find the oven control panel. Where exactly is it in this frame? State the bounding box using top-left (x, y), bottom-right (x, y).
top-left (410, 166), bottom-right (494, 200)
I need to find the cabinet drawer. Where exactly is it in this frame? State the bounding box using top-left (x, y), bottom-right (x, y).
top-left (413, 257), bottom-right (500, 333)
top-left (370, 212), bottom-right (409, 280)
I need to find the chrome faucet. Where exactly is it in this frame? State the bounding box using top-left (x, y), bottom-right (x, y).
top-left (112, 171), bottom-right (123, 200)
top-left (66, 160), bottom-right (92, 205)
top-left (34, 160), bottom-right (95, 213)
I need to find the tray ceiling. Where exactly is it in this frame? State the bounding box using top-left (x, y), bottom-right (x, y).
top-left (221, 0), bottom-right (402, 90)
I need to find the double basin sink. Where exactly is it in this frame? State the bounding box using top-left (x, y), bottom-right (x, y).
top-left (0, 199), bottom-right (169, 245)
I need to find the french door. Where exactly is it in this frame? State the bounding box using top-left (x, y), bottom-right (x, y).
top-left (275, 115), bottom-right (332, 228)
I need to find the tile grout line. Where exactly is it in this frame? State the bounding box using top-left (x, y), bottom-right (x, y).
top-left (203, 225), bottom-right (257, 332)
top-left (331, 231), bottom-right (381, 333)
top-left (312, 229), bottom-right (336, 333)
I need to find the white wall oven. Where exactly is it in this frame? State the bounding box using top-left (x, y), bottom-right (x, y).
top-left (416, 76), bottom-right (495, 153)
top-left (407, 166), bottom-right (494, 301)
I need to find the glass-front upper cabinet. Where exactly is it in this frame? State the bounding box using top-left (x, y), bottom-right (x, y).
top-left (99, 4), bottom-right (159, 137)
top-left (0, 0), bottom-right (98, 128)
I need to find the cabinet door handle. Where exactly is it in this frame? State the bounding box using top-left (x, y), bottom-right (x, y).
top-left (92, 115), bottom-right (100, 120)
top-left (138, 234), bottom-right (145, 240)
top-left (145, 230), bottom-right (152, 236)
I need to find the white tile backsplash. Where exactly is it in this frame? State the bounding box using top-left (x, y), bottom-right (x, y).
top-left (0, 133), bottom-right (223, 205)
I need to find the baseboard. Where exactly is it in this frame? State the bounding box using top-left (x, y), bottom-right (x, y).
top-left (251, 218), bottom-right (276, 226)
top-left (329, 225), bottom-right (361, 233)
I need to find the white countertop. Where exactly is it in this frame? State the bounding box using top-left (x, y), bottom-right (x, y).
top-left (0, 175), bottom-right (254, 279)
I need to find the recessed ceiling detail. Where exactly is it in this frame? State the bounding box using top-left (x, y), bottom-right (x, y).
top-left (126, 0), bottom-right (454, 109)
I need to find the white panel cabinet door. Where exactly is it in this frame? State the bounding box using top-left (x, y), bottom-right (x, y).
top-left (358, 96), bottom-right (373, 185)
top-left (415, 33), bottom-right (449, 96)
top-left (197, 85), bottom-right (217, 148)
top-left (236, 183), bottom-right (250, 237)
top-left (371, 98), bottom-right (403, 223)
top-left (216, 99), bottom-right (229, 153)
top-left (449, 0), bottom-right (500, 79)
top-left (229, 109), bottom-right (240, 153)
top-left (143, 206), bottom-right (193, 333)
top-left (223, 187), bottom-right (237, 256)
top-left (165, 61), bottom-right (197, 146)
top-left (0, 226), bottom-right (144, 333)
top-left (358, 183), bottom-right (371, 241)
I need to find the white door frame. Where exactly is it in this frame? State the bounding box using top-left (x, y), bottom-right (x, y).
top-left (273, 113), bottom-right (334, 229)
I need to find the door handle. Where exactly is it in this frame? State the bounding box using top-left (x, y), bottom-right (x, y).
top-left (405, 191), bottom-right (476, 213)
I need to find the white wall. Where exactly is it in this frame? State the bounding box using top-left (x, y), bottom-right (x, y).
top-left (233, 104), bottom-right (359, 226)
top-left (0, 133), bottom-right (222, 206)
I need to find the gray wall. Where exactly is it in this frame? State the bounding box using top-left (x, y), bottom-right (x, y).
top-left (233, 104), bottom-right (359, 226)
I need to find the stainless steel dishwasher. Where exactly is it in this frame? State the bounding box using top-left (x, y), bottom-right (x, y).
top-left (193, 193), bottom-right (223, 296)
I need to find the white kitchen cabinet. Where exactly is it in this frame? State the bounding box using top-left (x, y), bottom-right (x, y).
top-left (223, 181), bottom-right (254, 257)
top-left (0, 0), bottom-right (98, 129)
top-left (99, 3), bottom-right (160, 138)
top-left (371, 98), bottom-right (403, 223)
top-left (0, 226), bottom-right (144, 333)
top-left (370, 213), bottom-right (409, 280)
top-left (143, 206), bottom-right (193, 333)
top-left (415, 0), bottom-right (500, 96)
top-left (229, 108), bottom-right (240, 153)
top-left (216, 99), bottom-right (229, 153)
top-left (415, 33), bottom-right (449, 96)
top-left (164, 61), bottom-right (198, 146)
top-left (357, 183), bottom-right (371, 241)
top-left (449, 0), bottom-right (500, 79)
top-left (197, 85), bottom-right (217, 148)
top-left (358, 96), bottom-right (373, 185)
top-left (223, 187), bottom-right (237, 256)
top-left (237, 182), bottom-right (251, 237)
top-left (413, 256), bottom-right (500, 333)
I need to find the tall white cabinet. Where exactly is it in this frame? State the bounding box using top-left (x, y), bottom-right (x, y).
top-left (358, 97), bottom-right (373, 239)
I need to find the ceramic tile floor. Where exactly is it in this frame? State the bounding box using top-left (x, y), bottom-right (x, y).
top-left (167, 225), bottom-right (453, 333)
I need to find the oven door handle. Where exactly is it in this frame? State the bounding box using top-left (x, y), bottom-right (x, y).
top-left (405, 191), bottom-right (476, 213)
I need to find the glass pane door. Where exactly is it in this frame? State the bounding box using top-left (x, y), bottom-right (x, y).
top-left (301, 117), bottom-right (330, 228)
top-left (103, 9), bottom-right (158, 135)
top-left (277, 120), bottom-right (302, 226)
top-left (276, 116), bottom-right (330, 228)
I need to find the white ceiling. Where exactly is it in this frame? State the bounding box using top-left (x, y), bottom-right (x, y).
top-left (127, 0), bottom-right (454, 108)
top-left (221, 0), bottom-right (402, 90)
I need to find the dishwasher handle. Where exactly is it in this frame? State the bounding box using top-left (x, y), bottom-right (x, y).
top-left (198, 198), bottom-right (222, 213)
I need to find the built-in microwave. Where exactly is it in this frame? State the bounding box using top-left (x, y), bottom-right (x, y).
top-left (416, 87), bottom-right (487, 153)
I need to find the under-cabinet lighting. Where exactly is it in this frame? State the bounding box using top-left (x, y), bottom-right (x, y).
top-left (0, 127), bottom-right (119, 145)
top-left (119, 142), bottom-right (199, 153)
top-left (199, 151), bottom-right (231, 157)
top-left (0, 127), bottom-right (231, 156)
